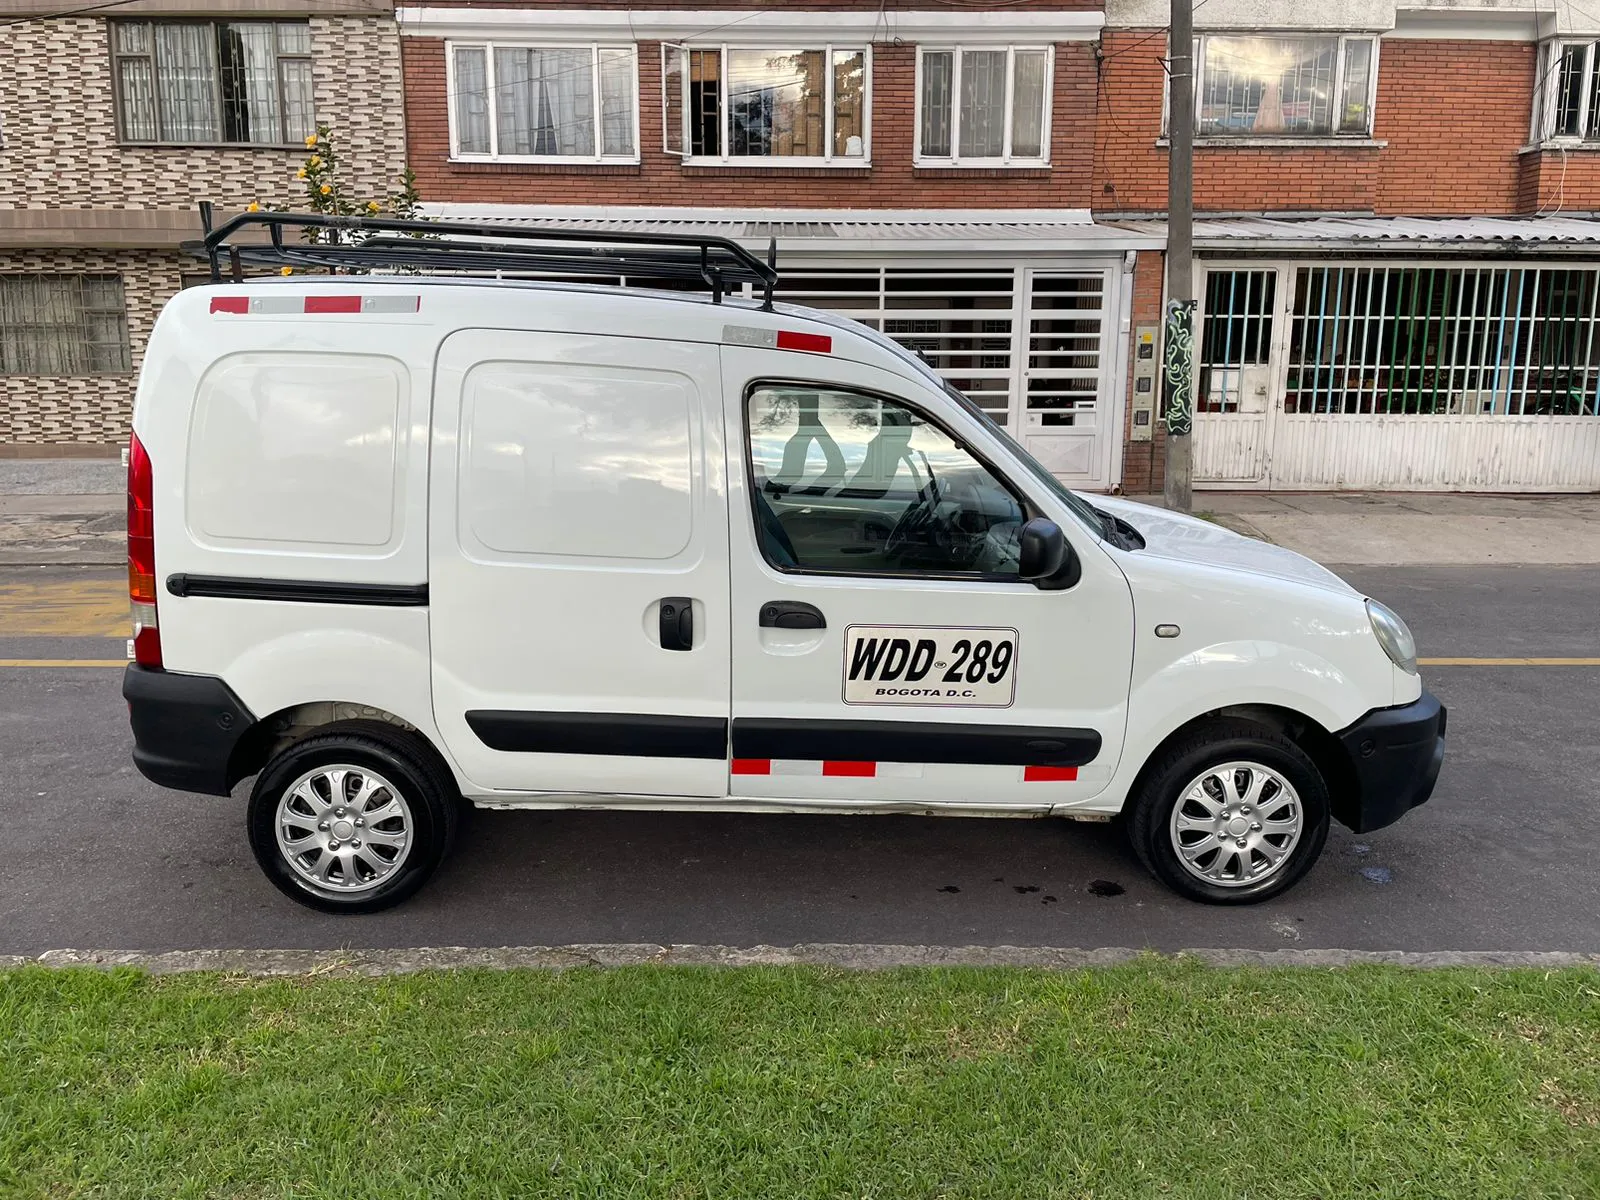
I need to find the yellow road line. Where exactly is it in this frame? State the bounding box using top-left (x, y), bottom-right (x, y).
top-left (0, 659), bottom-right (127, 668)
top-left (1420, 657), bottom-right (1600, 666)
top-left (0, 579), bottom-right (127, 637)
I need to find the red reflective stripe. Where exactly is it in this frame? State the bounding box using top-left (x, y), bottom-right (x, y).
top-left (304, 295), bottom-right (362, 314)
top-left (822, 761), bottom-right (876, 777)
top-left (209, 296), bottom-right (248, 314)
top-left (731, 758), bottom-right (771, 775)
top-left (775, 330), bottom-right (832, 354)
top-left (1024, 766), bottom-right (1078, 782)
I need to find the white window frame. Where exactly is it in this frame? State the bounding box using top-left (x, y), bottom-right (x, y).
top-left (1187, 32), bottom-right (1380, 141)
top-left (661, 43), bottom-right (873, 167)
top-left (1535, 39), bottom-right (1600, 144)
top-left (913, 45), bottom-right (1054, 168)
top-left (445, 40), bottom-right (641, 164)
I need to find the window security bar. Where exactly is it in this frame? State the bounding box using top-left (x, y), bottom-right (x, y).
top-left (189, 203), bottom-right (780, 308)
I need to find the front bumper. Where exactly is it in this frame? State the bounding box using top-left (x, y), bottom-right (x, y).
top-left (124, 665), bottom-right (257, 796)
top-left (1333, 689), bottom-right (1447, 834)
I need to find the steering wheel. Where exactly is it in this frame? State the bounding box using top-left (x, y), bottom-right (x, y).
top-left (884, 482), bottom-right (990, 569)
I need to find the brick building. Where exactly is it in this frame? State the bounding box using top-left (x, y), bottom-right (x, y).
top-left (392, 0), bottom-right (1600, 493)
top-left (398, 1), bottom-right (1162, 492)
top-left (0, 0), bottom-right (406, 450)
top-left (1099, 0), bottom-right (1600, 490)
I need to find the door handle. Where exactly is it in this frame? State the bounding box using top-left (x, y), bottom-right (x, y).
top-left (659, 597), bottom-right (694, 651)
top-left (759, 600), bottom-right (826, 630)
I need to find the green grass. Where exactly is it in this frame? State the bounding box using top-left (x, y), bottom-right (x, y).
top-left (2, 962), bottom-right (1598, 1199)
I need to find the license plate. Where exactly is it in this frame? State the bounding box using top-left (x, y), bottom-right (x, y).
top-left (842, 625), bottom-right (1018, 708)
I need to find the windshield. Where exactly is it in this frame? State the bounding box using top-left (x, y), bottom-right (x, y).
top-left (935, 382), bottom-right (1107, 535)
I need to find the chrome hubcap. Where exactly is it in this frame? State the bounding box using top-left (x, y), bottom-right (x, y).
top-left (275, 765), bottom-right (413, 894)
top-left (1169, 761), bottom-right (1303, 888)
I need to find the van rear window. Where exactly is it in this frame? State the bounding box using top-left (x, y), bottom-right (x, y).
top-left (186, 352), bottom-right (408, 551)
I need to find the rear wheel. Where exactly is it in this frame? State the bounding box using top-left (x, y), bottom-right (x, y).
top-left (1127, 720), bottom-right (1330, 904)
top-left (247, 729), bottom-right (459, 914)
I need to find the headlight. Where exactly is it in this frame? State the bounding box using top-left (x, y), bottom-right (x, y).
top-left (1367, 599), bottom-right (1417, 675)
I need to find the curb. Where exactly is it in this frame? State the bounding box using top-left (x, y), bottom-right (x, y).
top-left (1203, 512), bottom-right (1275, 543)
top-left (4, 944), bottom-right (1597, 975)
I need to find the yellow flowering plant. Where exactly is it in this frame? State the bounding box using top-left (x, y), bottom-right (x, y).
top-left (293, 122), bottom-right (426, 245)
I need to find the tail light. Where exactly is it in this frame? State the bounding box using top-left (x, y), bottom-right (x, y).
top-left (128, 432), bottom-right (162, 668)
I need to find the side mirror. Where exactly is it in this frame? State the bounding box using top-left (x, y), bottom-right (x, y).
top-left (1018, 517), bottom-right (1067, 581)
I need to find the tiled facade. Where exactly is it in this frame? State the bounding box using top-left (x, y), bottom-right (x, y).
top-left (0, 250), bottom-right (180, 445)
top-left (0, 8), bottom-right (408, 449)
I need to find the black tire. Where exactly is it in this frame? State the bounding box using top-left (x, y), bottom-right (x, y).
top-left (1127, 719), bottom-right (1330, 905)
top-left (247, 727), bottom-right (460, 914)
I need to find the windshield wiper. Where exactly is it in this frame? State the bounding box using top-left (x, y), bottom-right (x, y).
top-left (1090, 506), bottom-right (1144, 551)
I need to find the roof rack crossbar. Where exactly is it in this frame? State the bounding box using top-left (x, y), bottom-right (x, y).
top-left (221, 242), bottom-right (744, 289)
top-left (194, 206), bottom-right (779, 302)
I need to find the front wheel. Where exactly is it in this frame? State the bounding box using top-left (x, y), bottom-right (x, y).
top-left (247, 729), bottom-right (459, 914)
top-left (1127, 720), bottom-right (1331, 904)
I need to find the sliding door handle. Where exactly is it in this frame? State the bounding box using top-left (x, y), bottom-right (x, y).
top-left (659, 597), bottom-right (694, 651)
top-left (759, 600), bottom-right (826, 630)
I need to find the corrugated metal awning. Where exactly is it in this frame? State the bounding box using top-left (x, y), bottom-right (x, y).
top-left (423, 205), bottom-right (1165, 254)
top-left (1107, 214), bottom-right (1600, 253)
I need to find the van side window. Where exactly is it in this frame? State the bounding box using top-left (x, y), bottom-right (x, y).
top-left (746, 384), bottom-right (1026, 577)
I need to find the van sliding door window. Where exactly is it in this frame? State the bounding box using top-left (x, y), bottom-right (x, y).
top-left (746, 384), bottom-right (1025, 578)
top-left (462, 362), bottom-right (695, 561)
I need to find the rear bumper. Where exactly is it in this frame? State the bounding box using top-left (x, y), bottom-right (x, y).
top-left (1333, 689), bottom-right (1447, 834)
top-left (123, 665), bottom-right (256, 796)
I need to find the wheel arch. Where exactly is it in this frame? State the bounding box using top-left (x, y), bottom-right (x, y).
top-left (1125, 704), bottom-right (1359, 830)
top-left (227, 701), bottom-right (457, 793)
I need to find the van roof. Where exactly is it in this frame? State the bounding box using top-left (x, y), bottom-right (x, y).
top-left (185, 271), bottom-right (947, 389)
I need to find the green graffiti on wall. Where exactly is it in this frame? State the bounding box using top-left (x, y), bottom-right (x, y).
top-left (1163, 298), bottom-right (1196, 436)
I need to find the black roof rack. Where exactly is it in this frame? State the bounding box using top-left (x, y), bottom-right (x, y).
top-left (189, 202), bottom-right (779, 309)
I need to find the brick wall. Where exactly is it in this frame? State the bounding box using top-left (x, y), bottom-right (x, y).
top-left (0, 250), bottom-right (183, 445)
top-left (1117, 249), bottom-right (1165, 494)
top-left (1094, 32), bottom-right (1542, 216)
top-left (1518, 150), bottom-right (1600, 213)
top-left (1373, 39), bottom-right (1531, 214)
top-left (405, 37), bottom-right (1099, 209)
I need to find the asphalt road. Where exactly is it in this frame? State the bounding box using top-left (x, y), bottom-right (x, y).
top-left (1, 564), bottom-right (1596, 955)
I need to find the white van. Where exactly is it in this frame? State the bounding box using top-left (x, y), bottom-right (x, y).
top-left (124, 213), bottom-right (1444, 912)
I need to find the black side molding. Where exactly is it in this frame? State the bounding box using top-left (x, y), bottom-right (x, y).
top-left (732, 718), bottom-right (1100, 767)
top-left (167, 574), bottom-right (428, 606)
top-left (124, 665), bottom-right (257, 796)
top-left (466, 711), bottom-right (728, 760)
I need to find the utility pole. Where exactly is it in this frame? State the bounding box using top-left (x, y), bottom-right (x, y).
top-left (1163, 0), bottom-right (1195, 512)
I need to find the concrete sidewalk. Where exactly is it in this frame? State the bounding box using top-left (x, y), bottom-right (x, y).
top-left (1134, 491), bottom-right (1600, 566)
top-left (1, 458), bottom-right (1597, 567)
top-left (0, 459), bottom-right (125, 565)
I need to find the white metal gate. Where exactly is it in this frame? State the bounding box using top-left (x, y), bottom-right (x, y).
top-left (1195, 268), bottom-right (1277, 484)
top-left (784, 260), bottom-right (1123, 489)
top-left (1194, 260), bottom-right (1600, 491)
